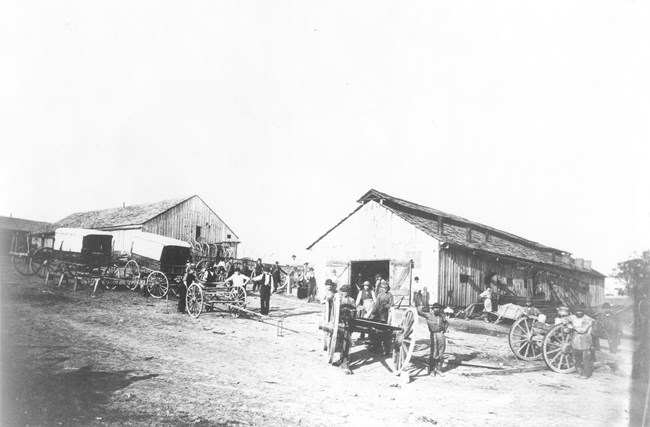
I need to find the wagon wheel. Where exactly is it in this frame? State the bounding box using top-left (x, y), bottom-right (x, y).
top-left (391, 307), bottom-right (418, 375)
top-left (146, 271), bottom-right (169, 299)
top-left (195, 259), bottom-right (207, 273)
top-left (509, 317), bottom-right (544, 361)
top-left (102, 265), bottom-right (119, 290)
top-left (124, 260), bottom-right (140, 291)
top-left (327, 294), bottom-right (341, 364)
top-left (227, 285), bottom-right (247, 317)
top-left (30, 247), bottom-right (53, 278)
top-left (542, 323), bottom-right (576, 373)
top-left (12, 254), bottom-right (32, 276)
top-left (186, 283), bottom-right (204, 318)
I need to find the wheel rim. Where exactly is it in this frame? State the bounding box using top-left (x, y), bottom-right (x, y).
top-left (124, 260), bottom-right (140, 291)
top-left (186, 283), bottom-right (203, 318)
top-left (30, 248), bottom-right (53, 278)
top-left (102, 265), bottom-right (119, 290)
top-left (12, 255), bottom-right (32, 276)
top-left (542, 324), bottom-right (576, 373)
top-left (229, 286), bottom-right (247, 317)
top-left (392, 307), bottom-right (418, 375)
top-left (146, 271), bottom-right (168, 298)
top-left (509, 317), bottom-right (544, 361)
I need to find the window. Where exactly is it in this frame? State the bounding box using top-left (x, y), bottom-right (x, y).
top-left (195, 226), bottom-right (201, 239)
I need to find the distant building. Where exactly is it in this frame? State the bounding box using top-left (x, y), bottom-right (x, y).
top-left (36, 195), bottom-right (239, 257)
top-left (0, 215), bottom-right (51, 255)
top-left (308, 189), bottom-right (605, 307)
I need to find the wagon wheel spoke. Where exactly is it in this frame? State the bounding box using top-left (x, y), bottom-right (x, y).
top-left (102, 265), bottom-right (119, 290)
top-left (124, 260), bottom-right (140, 291)
top-left (146, 271), bottom-right (168, 298)
top-left (186, 283), bottom-right (203, 318)
top-left (12, 255), bottom-right (32, 276)
top-left (393, 307), bottom-right (418, 375)
top-left (542, 324), bottom-right (576, 373)
top-left (30, 247), bottom-right (53, 279)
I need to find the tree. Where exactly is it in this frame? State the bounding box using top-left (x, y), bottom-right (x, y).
top-left (612, 250), bottom-right (650, 300)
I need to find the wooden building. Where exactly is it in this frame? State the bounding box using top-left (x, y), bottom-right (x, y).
top-left (37, 196), bottom-right (239, 256)
top-left (307, 189), bottom-right (605, 308)
top-left (0, 215), bottom-right (51, 255)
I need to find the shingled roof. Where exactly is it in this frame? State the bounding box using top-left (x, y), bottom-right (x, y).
top-left (0, 216), bottom-right (51, 232)
top-left (38, 197), bottom-right (191, 233)
top-left (309, 189), bottom-right (603, 276)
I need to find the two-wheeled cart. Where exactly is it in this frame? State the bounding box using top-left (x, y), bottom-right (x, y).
top-left (320, 294), bottom-right (418, 375)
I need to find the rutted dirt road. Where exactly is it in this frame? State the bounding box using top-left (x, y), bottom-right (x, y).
top-left (0, 261), bottom-right (639, 426)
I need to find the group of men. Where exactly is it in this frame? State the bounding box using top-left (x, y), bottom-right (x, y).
top-left (323, 274), bottom-right (449, 377)
top-left (177, 258), bottom-right (286, 316)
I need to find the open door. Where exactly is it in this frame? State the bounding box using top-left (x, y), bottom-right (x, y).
top-left (390, 259), bottom-right (413, 303)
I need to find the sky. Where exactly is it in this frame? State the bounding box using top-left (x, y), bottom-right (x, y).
top-left (1, 1), bottom-right (649, 274)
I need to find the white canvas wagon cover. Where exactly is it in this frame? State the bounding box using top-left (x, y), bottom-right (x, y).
top-left (54, 228), bottom-right (113, 253)
top-left (130, 232), bottom-right (191, 261)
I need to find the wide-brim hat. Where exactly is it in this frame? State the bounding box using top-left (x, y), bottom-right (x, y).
top-left (325, 279), bottom-right (336, 288)
top-left (363, 281), bottom-right (371, 287)
top-left (602, 302), bottom-right (611, 308)
top-left (431, 302), bottom-right (443, 309)
top-left (339, 285), bottom-right (351, 292)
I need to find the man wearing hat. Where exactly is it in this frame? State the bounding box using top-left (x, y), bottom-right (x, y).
top-left (566, 303), bottom-right (595, 378)
top-left (335, 285), bottom-right (357, 374)
top-left (251, 266), bottom-right (275, 315)
top-left (418, 302), bottom-right (448, 376)
top-left (594, 302), bottom-right (622, 354)
top-left (372, 280), bottom-right (394, 355)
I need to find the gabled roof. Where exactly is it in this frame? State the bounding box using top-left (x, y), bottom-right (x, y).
top-left (0, 216), bottom-right (51, 232)
top-left (358, 189), bottom-right (565, 254)
top-left (37, 197), bottom-right (191, 233)
top-left (309, 189), bottom-right (603, 276)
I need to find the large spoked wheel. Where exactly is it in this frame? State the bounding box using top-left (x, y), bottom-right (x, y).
top-left (12, 255), bottom-right (32, 276)
top-left (195, 259), bottom-right (207, 274)
top-left (509, 317), bottom-right (544, 361)
top-left (542, 323), bottom-right (576, 373)
top-left (146, 271), bottom-right (169, 298)
top-left (102, 265), bottom-right (119, 290)
top-left (228, 285), bottom-right (247, 317)
top-left (391, 307), bottom-right (418, 375)
top-left (30, 247), bottom-right (53, 278)
top-left (186, 283), bottom-right (204, 318)
top-left (124, 260), bottom-right (140, 291)
top-left (327, 294), bottom-right (341, 364)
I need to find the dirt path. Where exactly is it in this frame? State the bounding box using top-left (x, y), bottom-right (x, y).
top-left (0, 261), bottom-right (638, 426)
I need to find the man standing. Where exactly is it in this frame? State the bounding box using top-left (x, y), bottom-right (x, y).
top-left (567, 304), bottom-right (595, 378)
top-left (336, 285), bottom-right (357, 375)
top-left (271, 261), bottom-right (285, 291)
top-left (479, 286), bottom-right (493, 322)
top-left (307, 267), bottom-right (318, 303)
top-left (373, 281), bottom-right (395, 355)
top-left (418, 302), bottom-right (448, 376)
top-left (252, 266), bottom-right (274, 315)
top-left (252, 258), bottom-right (264, 293)
top-left (595, 302), bottom-right (622, 354)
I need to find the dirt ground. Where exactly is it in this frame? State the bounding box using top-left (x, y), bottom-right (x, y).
top-left (0, 259), bottom-right (644, 427)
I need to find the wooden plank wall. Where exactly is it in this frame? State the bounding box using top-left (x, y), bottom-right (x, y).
top-left (143, 196), bottom-right (236, 246)
top-left (439, 248), bottom-right (604, 308)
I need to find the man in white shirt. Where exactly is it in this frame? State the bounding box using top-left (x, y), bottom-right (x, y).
top-left (225, 267), bottom-right (250, 289)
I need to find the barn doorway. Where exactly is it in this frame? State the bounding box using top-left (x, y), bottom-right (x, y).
top-left (350, 260), bottom-right (390, 299)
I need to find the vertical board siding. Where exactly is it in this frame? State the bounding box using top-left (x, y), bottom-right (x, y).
top-left (439, 248), bottom-right (605, 308)
top-left (142, 196), bottom-right (236, 245)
